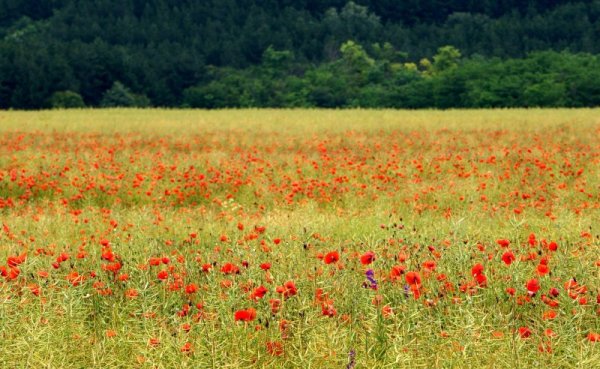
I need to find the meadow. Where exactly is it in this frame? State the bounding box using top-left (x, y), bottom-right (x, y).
top-left (0, 109), bottom-right (598, 368)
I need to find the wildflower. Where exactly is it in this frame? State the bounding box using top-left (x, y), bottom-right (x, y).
top-left (542, 310), bottom-right (557, 320)
top-left (381, 305), bottom-right (393, 318)
top-left (249, 285), bottom-right (268, 300)
top-left (501, 251), bottom-right (515, 265)
top-left (364, 269), bottom-right (377, 290)
top-left (347, 349), bottom-right (356, 369)
top-left (389, 265), bottom-right (406, 281)
top-left (269, 299), bottom-right (281, 314)
top-left (475, 273), bottom-right (487, 287)
top-left (221, 263), bottom-right (240, 275)
top-left (496, 239), bottom-right (510, 248)
top-left (491, 331), bottom-right (504, 339)
top-left (28, 283), bottom-right (41, 296)
top-left (185, 283), bottom-right (198, 294)
top-left (181, 342), bottom-right (192, 353)
top-left (266, 341), bottom-right (284, 356)
top-left (422, 260), bottom-right (436, 272)
top-left (321, 301), bottom-right (337, 317)
top-left (234, 308), bottom-right (257, 322)
top-left (405, 271), bottom-right (421, 287)
top-left (518, 326), bottom-right (532, 338)
top-left (157, 270), bottom-right (168, 280)
top-left (125, 288), bottom-right (139, 299)
top-left (324, 251), bottom-right (340, 264)
top-left (7, 254), bottom-right (26, 267)
top-left (360, 251), bottom-right (375, 265)
top-left (526, 278), bottom-right (540, 296)
top-left (276, 281), bottom-right (297, 298)
top-left (471, 263), bottom-right (484, 277)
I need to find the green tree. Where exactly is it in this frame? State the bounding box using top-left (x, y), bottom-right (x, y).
top-left (432, 45), bottom-right (462, 73)
top-left (100, 81), bottom-right (150, 107)
top-left (49, 90), bottom-right (86, 108)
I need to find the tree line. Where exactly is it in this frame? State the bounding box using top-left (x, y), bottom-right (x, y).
top-left (1, 0), bottom-right (600, 109)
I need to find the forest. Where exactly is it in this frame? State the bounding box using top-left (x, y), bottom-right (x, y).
top-left (1, 0), bottom-right (600, 109)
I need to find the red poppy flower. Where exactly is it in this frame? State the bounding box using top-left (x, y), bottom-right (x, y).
top-left (324, 251), bottom-right (340, 264)
top-left (221, 263), bottom-right (240, 274)
top-left (381, 305), bottom-right (393, 318)
top-left (389, 265), bottom-right (406, 280)
top-left (250, 285), bottom-right (268, 300)
top-left (519, 326), bottom-right (532, 338)
top-left (536, 264), bottom-right (549, 276)
top-left (475, 273), bottom-right (487, 287)
top-left (7, 267), bottom-right (20, 280)
top-left (28, 283), bottom-right (41, 296)
top-left (260, 263), bottom-right (271, 270)
top-left (266, 341), bottom-right (284, 356)
top-left (276, 280), bottom-right (297, 298)
top-left (501, 251), bottom-right (515, 265)
top-left (269, 299), bottom-right (281, 313)
top-left (101, 249), bottom-right (115, 262)
top-left (405, 271), bottom-right (421, 287)
top-left (422, 260), bottom-right (436, 271)
top-left (185, 283), bottom-right (198, 294)
top-left (7, 254), bottom-right (26, 267)
top-left (157, 270), bottom-right (168, 280)
top-left (321, 302), bottom-right (337, 317)
top-left (526, 278), bottom-right (540, 295)
top-left (234, 308), bottom-right (257, 322)
top-left (125, 288), bottom-right (139, 299)
top-left (496, 239), bottom-right (510, 248)
top-left (471, 263), bottom-right (484, 276)
top-left (360, 251), bottom-right (375, 265)
top-left (181, 342), bottom-right (192, 353)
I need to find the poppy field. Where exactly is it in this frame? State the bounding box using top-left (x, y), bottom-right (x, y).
top-left (0, 109), bottom-right (599, 368)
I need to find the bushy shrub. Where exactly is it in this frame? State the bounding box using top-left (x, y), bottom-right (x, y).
top-left (49, 90), bottom-right (86, 108)
top-left (101, 82), bottom-right (150, 108)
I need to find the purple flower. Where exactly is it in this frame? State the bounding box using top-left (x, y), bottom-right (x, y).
top-left (403, 284), bottom-right (410, 298)
top-left (346, 349), bottom-right (356, 369)
top-left (365, 269), bottom-right (378, 290)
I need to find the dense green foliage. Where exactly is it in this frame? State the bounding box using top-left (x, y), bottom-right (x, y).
top-left (1, 0), bottom-right (600, 108)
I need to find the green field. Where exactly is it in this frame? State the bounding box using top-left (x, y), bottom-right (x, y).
top-left (0, 109), bottom-right (598, 368)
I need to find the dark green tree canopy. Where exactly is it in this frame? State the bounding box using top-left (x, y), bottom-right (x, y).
top-left (1, 0), bottom-right (600, 109)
